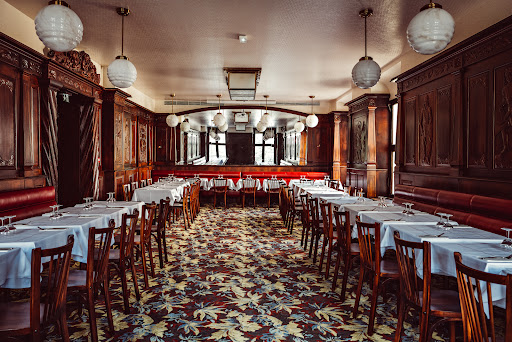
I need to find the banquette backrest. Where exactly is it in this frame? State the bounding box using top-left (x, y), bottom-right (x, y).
top-left (152, 170), bottom-right (241, 182)
top-left (0, 186), bottom-right (57, 222)
top-left (394, 184), bottom-right (512, 235)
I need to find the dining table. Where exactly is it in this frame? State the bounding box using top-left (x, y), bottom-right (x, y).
top-left (261, 179), bottom-right (286, 192)
top-left (132, 180), bottom-right (188, 204)
top-left (208, 178), bottom-right (237, 191)
top-left (235, 178), bottom-right (262, 191)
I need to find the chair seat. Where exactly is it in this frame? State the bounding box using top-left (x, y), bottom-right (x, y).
top-left (350, 242), bottom-right (360, 254)
top-left (379, 259), bottom-right (400, 276)
top-left (419, 289), bottom-right (462, 318)
top-left (134, 235), bottom-right (140, 244)
top-left (0, 302), bottom-right (44, 332)
top-left (108, 248), bottom-right (120, 261)
top-left (67, 269), bottom-right (87, 288)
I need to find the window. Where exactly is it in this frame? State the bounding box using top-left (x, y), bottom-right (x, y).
top-left (187, 131), bottom-right (200, 161)
top-left (284, 130), bottom-right (301, 163)
top-left (254, 130), bottom-right (275, 165)
top-left (208, 131), bottom-right (226, 162)
top-left (391, 101), bottom-right (398, 194)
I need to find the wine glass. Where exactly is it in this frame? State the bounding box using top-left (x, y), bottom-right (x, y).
top-left (402, 203), bottom-right (414, 215)
top-left (443, 214), bottom-right (454, 230)
top-left (436, 212), bottom-right (447, 227)
top-left (500, 228), bottom-right (512, 249)
top-left (378, 196), bottom-right (386, 207)
top-left (107, 192), bottom-right (116, 202)
top-left (6, 215), bottom-right (16, 234)
top-left (0, 217), bottom-right (7, 235)
top-left (357, 189), bottom-right (365, 202)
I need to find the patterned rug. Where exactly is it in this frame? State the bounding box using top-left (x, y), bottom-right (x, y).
top-left (37, 205), bottom-right (449, 342)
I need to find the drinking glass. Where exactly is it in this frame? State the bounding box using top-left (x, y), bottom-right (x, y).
top-left (357, 189), bottom-right (365, 202)
top-left (500, 228), bottom-right (512, 249)
top-left (402, 202), bottom-right (414, 215)
top-left (443, 214), bottom-right (454, 230)
top-left (107, 192), bottom-right (116, 202)
top-left (378, 196), bottom-right (386, 207)
top-left (0, 217), bottom-right (7, 235)
top-left (436, 212), bottom-right (447, 227)
top-left (6, 215), bottom-right (16, 234)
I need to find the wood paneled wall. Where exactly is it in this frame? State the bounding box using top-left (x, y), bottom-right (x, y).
top-left (396, 15), bottom-right (512, 199)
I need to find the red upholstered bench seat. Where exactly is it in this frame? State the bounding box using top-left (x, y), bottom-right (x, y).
top-left (394, 185), bottom-right (512, 236)
top-left (152, 170), bottom-right (241, 182)
top-left (0, 186), bottom-right (57, 222)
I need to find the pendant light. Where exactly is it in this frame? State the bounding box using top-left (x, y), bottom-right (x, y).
top-left (219, 122), bottom-right (229, 132)
top-left (181, 116), bottom-right (191, 132)
top-left (256, 121), bottom-right (267, 133)
top-left (407, 1), bottom-right (455, 55)
top-left (166, 94), bottom-right (179, 127)
top-left (294, 116), bottom-right (305, 133)
top-left (260, 95), bottom-right (271, 126)
top-left (35, 1), bottom-right (83, 52)
top-left (351, 9), bottom-right (381, 89)
top-left (213, 94), bottom-right (226, 127)
top-left (305, 95), bottom-right (319, 128)
top-left (107, 7), bottom-right (137, 88)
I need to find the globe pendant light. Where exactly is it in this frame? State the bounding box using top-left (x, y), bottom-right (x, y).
top-left (166, 93), bottom-right (180, 127)
top-left (181, 117), bottom-right (191, 132)
top-left (219, 122), bottom-right (229, 132)
top-left (294, 119), bottom-right (305, 133)
top-left (351, 9), bottom-right (381, 89)
top-left (260, 95), bottom-right (271, 126)
top-left (256, 121), bottom-right (267, 133)
top-left (213, 94), bottom-right (227, 127)
top-left (407, 1), bottom-right (455, 55)
top-left (306, 95), bottom-right (319, 128)
top-left (35, 0), bottom-right (83, 52)
top-left (107, 8), bottom-right (137, 88)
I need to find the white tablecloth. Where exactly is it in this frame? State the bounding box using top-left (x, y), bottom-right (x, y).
top-left (132, 181), bottom-right (188, 204)
top-left (13, 215), bottom-right (104, 263)
top-left (208, 179), bottom-right (237, 191)
top-left (235, 178), bottom-right (262, 191)
top-left (185, 178), bottom-right (210, 190)
top-left (341, 203), bottom-right (407, 225)
top-left (262, 179), bottom-right (286, 192)
top-left (43, 206), bottom-right (130, 228)
top-left (0, 229), bottom-right (70, 288)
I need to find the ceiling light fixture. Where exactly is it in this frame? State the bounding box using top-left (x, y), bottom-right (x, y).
top-left (294, 116), bottom-right (305, 133)
top-left (407, 0), bottom-right (455, 55)
top-left (213, 94), bottom-right (227, 127)
top-left (305, 95), bottom-right (319, 128)
top-left (35, 0), bottom-right (83, 52)
top-left (166, 94), bottom-right (179, 127)
top-left (351, 9), bottom-right (381, 89)
top-left (239, 35), bottom-right (248, 43)
top-left (256, 121), bottom-right (267, 133)
top-left (260, 95), bottom-right (271, 126)
top-left (224, 68), bottom-right (261, 101)
top-left (107, 7), bottom-right (137, 88)
top-left (181, 117), bottom-right (191, 133)
top-left (219, 122), bottom-right (229, 132)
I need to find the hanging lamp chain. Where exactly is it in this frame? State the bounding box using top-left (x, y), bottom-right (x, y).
top-left (121, 14), bottom-right (124, 56)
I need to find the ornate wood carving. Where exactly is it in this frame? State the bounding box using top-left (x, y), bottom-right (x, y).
top-left (404, 98), bottom-right (416, 165)
top-left (400, 56), bottom-right (462, 93)
top-left (495, 65), bottom-right (512, 169)
top-left (0, 48), bottom-right (18, 66)
top-left (468, 73), bottom-right (489, 167)
top-left (124, 117), bottom-right (131, 165)
top-left (463, 31), bottom-right (512, 66)
top-left (436, 86), bottom-right (452, 165)
top-left (0, 78), bottom-right (13, 92)
top-left (353, 117), bottom-right (367, 164)
top-left (52, 51), bottom-right (100, 84)
top-left (114, 111), bottom-right (123, 166)
top-left (418, 94), bottom-right (433, 166)
top-left (47, 65), bottom-right (94, 97)
top-left (139, 123), bottom-right (148, 164)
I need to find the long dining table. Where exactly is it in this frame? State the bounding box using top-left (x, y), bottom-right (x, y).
top-left (132, 179), bottom-right (188, 204)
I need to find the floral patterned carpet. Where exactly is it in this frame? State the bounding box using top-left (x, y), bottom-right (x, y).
top-left (41, 205), bottom-right (445, 342)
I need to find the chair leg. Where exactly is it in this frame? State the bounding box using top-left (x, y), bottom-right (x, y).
top-left (340, 253), bottom-right (352, 302)
top-left (213, 192), bottom-right (217, 209)
top-left (147, 241), bottom-right (156, 277)
top-left (140, 245), bottom-right (149, 289)
top-left (325, 239), bottom-right (333, 280)
top-left (156, 234), bottom-right (164, 269)
top-left (312, 232), bottom-right (321, 263)
top-left (352, 265), bottom-right (365, 319)
top-left (319, 235), bottom-right (327, 275)
top-left (224, 192), bottom-right (227, 209)
top-left (393, 298), bottom-right (408, 342)
top-left (253, 192), bottom-right (256, 208)
top-left (130, 259), bottom-right (141, 301)
top-left (87, 287), bottom-right (99, 342)
top-left (103, 278), bottom-right (114, 333)
top-left (162, 229), bottom-right (169, 263)
top-left (118, 264), bottom-right (130, 314)
top-left (367, 273), bottom-right (380, 335)
top-left (59, 308), bottom-right (70, 342)
top-left (242, 193), bottom-right (245, 209)
top-left (331, 251), bottom-right (342, 292)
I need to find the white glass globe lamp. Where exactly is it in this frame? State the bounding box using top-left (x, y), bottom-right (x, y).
top-left (260, 113), bottom-right (271, 126)
top-left (407, 2), bottom-right (455, 55)
top-left (35, 1), bottom-right (83, 52)
top-left (352, 57), bottom-right (381, 89)
top-left (209, 130), bottom-right (217, 139)
top-left (181, 121), bottom-right (191, 132)
top-left (294, 121), bottom-right (305, 133)
top-left (213, 112), bottom-right (226, 127)
top-left (166, 114), bottom-right (179, 127)
top-left (219, 122), bottom-right (229, 132)
top-left (256, 122), bottom-right (267, 133)
top-left (107, 56), bottom-right (137, 88)
top-left (306, 114), bottom-right (319, 128)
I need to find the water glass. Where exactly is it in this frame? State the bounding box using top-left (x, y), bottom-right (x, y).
top-left (443, 214), bottom-right (453, 230)
top-left (357, 189), bottom-right (365, 202)
top-left (500, 228), bottom-right (512, 249)
top-left (107, 192), bottom-right (116, 202)
top-left (436, 212), bottom-right (447, 227)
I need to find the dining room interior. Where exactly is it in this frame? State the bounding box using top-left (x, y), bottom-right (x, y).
top-left (1, 0), bottom-right (512, 341)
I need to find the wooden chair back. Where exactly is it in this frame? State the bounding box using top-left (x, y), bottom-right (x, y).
top-left (140, 179), bottom-right (147, 188)
top-left (300, 193), bottom-right (310, 226)
top-left (308, 197), bottom-right (320, 230)
top-left (87, 221), bottom-right (115, 287)
top-left (156, 198), bottom-right (171, 231)
top-left (147, 178), bottom-right (153, 185)
top-left (356, 220), bottom-right (382, 272)
top-left (123, 184), bottom-right (131, 201)
top-left (267, 178), bottom-right (281, 193)
top-left (394, 231), bottom-right (431, 310)
top-left (329, 180), bottom-right (340, 190)
top-left (333, 210), bottom-right (351, 253)
top-left (35, 235), bottom-right (74, 332)
top-left (319, 201), bottom-right (333, 240)
top-left (119, 210), bottom-right (139, 262)
top-left (141, 203), bottom-right (157, 244)
top-left (213, 178), bottom-right (228, 193)
top-left (131, 181), bottom-right (139, 191)
top-left (242, 178), bottom-right (257, 193)
top-left (454, 252), bottom-right (512, 342)
top-left (279, 185), bottom-right (289, 219)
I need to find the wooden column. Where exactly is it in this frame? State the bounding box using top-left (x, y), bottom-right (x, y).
top-left (331, 111), bottom-right (349, 183)
top-left (366, 102), bottom-right (377, 198)
top-left (332, 114), bottom-right (341, 180)
top-left (299, 130), bottom-right (307, 165)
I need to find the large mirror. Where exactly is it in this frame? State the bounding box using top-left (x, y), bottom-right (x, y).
top-left (177, 108), bottom-right (309, 166)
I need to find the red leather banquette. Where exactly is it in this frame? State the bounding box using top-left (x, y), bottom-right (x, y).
top-left (0, 186), bottom-right (57, 222)
top-left (394, 184), bottom-right (512, 236)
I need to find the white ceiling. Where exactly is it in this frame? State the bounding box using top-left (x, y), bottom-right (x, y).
top-left (6, 0), bottom-right (511, 103)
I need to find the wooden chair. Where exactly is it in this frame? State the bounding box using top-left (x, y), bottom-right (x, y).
top-left (319, 201), bottom-right (336, 279)
top-left (152, 198), bottom-right (171, 269)
top-left (329, 180), bottom-right (341, 190)
top-left (212, 178), bottom-right (228, 209)
top-left (134, 203), bottom-right (157, 289)
top-left (299, 193), bottom-right (311, 249)
top-left (286, 188), bottom-right (302, 234)
top-left (330, 210), bottom-right (359, 301)
top-left (170, 185), bottom-right (191, 229)
top-left (68, 224), bottom-right (115, 342)
top-left (131, 181), bottom-right (139, 192)
top-left (140, 179), bottom-right (147, 188)
top-left (147, 178), bottom-right (153, 185)
top-left (123, 183), bottom-right (131, 201)
top-left (454, 252), bottom-right (511, 342)
top-left (266, 178), bottom-right (281, 209)
top-left (307, 197), bottom-right (323, 263)
top-left (241, 178), bottom-right (257, 208)
top-left (0, 236), bottom-right (74, 342)
top-left (279, 185), bottom-right (289, 225)
top-left (187, 180), bottom-right (200, 221)
top-left (353, 220), bottom-right (400, 335)
top-left (394, 232), bottom-right (461, 342)
top-left (109, 211), bottom-right (140, 314)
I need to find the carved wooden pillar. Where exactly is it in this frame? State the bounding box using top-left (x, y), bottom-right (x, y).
top-left (366, 102), bottom-right (377, 198)
top-left (299, 130), bottom-right (307, 165)
top-left (332, 114), bottom-right (341, 180)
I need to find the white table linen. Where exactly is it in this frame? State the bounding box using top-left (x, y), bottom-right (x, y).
top-left (235, 178), bottom-right (262, 191)
top-left (132, 181), bottom-right (188, 205)
top-left (75, 200), bottom-right (143, 214)
top-left (262, 179), bottom-right (286, 192)
top-left (44, 206), bottom-right (129, 227)
top-left (208, 179), bottom-right (237, 191)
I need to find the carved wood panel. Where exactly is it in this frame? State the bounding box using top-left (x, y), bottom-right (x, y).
top-left (0, 63), bottom-right (17, 173)
top-left (467, 71), bottom-right (489, 168)
top-left (139, 121), bottom-right (148, 164)
top-left (131, 116), bottom-right (137, 165)
top-left (22, 74), bottom-right (40, 170)
top-left (404, 97), bottom-right (416, 165)
top-left (418, 92), bottom-right (434, 166)
top-left (351, 114), bottom-right (367, 165)
top-left (114, 107), bottom-right (123, 168)
top-left (123, 114), bottom-right (131, 165)
top-left (436, 85), bottom-right (452, 166)
top-left (494, 63), bottom-right (512, 169)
